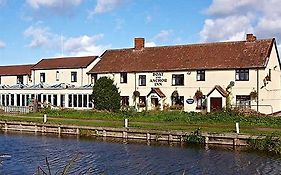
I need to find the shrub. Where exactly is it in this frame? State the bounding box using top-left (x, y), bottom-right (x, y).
top-left (184, 128), bottom-right (205, 144)
top-left (92, 77), bottom-right (121, 112)
top-left (248, 134), bottom-right (281, 154)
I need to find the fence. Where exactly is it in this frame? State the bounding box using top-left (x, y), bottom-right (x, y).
top-left (0, 105), bottom-right (31, 114)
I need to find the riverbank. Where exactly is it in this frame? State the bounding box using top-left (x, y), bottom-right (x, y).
top-left (0, 120), bottom-right (257, 146)
top-left (1, 109), bottom-right (281, 136)
top-left (1, 109), bottom-right (281, 153)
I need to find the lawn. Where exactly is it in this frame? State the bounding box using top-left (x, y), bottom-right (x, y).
top-left (0, 108), bottom-right (281, 136)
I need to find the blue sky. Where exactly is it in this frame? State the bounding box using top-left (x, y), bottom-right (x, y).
top-left (0, 0), bottom-right (281, 65)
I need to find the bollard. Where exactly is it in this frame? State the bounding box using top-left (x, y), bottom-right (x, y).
top-left (43, 114), bottom-right (47, 123)
top-left (236, 122), bottom-right (239, 134)
top-left (124, 118), bottom-right (128, 128)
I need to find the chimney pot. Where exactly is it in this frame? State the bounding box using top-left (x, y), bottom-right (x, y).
top-left (246, 33), bottom-right (256, 42)
top-left (134, 38), bottom-right (145, 50)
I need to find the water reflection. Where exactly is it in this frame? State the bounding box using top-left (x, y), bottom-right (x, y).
top-left (0, 132), bottom-right (280, 174)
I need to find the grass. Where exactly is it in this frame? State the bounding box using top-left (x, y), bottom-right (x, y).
top-left (0, 108), bottom-right (281, 136)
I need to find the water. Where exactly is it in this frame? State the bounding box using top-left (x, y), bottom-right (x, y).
top-left (0, 133), bottom-right (281, 175)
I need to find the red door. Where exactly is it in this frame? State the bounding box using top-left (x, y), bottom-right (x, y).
top-left (210, 97), bottom-right (222, 111)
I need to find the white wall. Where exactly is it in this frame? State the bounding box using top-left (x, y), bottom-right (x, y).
top-left (32, 58), bottom-right (100, 86)
top-left (1, 75), bottom-right (31, 85)
top-left (96, 59), bottom-right (281, 114)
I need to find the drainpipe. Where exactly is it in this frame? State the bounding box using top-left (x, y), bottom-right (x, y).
top-left (134, 73), bottom-right (137, 109)
top-left (257, 69), bottom-right (259, 112)
top-left (81, 68), bottom-right (83, 86)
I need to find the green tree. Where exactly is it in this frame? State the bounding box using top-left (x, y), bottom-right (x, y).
top-left (92, 77), bottom-right (121, 111)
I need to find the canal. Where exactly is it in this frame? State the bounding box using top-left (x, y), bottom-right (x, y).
top-left (0, 133), bottom-right (281, 174)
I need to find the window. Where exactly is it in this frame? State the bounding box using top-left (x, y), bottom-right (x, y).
top-left (236, 95), bottom-right (251, 108)
top-left (17, 75), bottom-right (23, 84)
top-left (268, 69), bottom-right (272, 81)
top-left (139, 96), bottom-right (146, 107)
top-left (60, 94), bottom-right (65, 107)
top-left (120, 73), bottom-right (127, 83)
top-left (40, 73), bottom-right (45, 83)
top-left (121, 96), bottom-right (129, 106)
top-left (0, 76), bottom-right (2, 84)
top-left (78, 94), bottom-right (82, 107)
top-left (91, 73), bottom-right (98, 84)
top-left (197, 70), bottom-right (205, 81)
top-left (235, 69), bottom-right (249, 81)
top-left (83, 94), bottom-right (88, 107)
top-left (56, 71), bottom-right (59, 81)
top-left (172, 74), bottom-right (184, 86)
top-left (68, 94), bottom-right (72, 107)
top-left (71, 72), bottom-right (77, 82)
top-left (53, 95), bottom-right (57, 106)
top-left (171, 96), bottom-right (184, 106)
top-left (73, 94), bottom-right (77, 107)
top-left (139, 75), bottom-right (146, 86)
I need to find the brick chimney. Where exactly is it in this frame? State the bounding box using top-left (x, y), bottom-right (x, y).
top-left (246, 33), bottom-right (257, 42)
top-left (134, 37), bottom-right (145, 50)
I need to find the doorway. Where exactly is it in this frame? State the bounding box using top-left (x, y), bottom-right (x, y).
top-left (151, 98), bottom-right (159, 108)
top-left (210, 97), bottom-right (222, 111)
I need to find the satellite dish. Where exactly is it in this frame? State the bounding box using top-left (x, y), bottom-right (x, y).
top-left (230, 81), bottom-right (235, 87)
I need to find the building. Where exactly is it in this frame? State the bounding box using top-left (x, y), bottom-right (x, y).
top-left (89, 34), bottom-right (281, 114)
top-left (0, 64), bottom-right (33, 86)
top-left (0, 56), bottom-right (99, 110)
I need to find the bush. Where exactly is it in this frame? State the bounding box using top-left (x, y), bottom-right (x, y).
top-left (248, 134), bottom-right (281, 154)
top-left (184, 128), bottom-right (205, 144)
top-left (92, 77), bottom-right (121, 112)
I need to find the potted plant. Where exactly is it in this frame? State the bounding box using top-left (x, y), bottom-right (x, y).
top-left (133, 90), bottom-right (140, 97)
top-left (195, 89), bottom-right (203, 99)
top-left (250, 90), bottom-right (258, 100)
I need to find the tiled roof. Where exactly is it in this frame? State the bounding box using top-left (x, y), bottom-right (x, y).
top-left (147, 88), bottom-right (166, 98)
top-left (32, 56), bottom-right (98, 70)
top-left (207, 85), bottom-right (229, 97)
top-left (89, 38), bottom-right (275, 73)
top-left (0, 64), bottom-right (33, 76)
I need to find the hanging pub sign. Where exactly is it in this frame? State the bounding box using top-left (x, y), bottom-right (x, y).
top-left (149, 72), bottom-right (168, 86)
top-left (186, 98), bottom-right (194, 104)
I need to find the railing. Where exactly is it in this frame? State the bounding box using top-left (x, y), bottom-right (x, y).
top-left (0, 105), bottom-right (31, 114)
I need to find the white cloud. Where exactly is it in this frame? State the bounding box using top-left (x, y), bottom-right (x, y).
top-left (200, 16), bottom-right (253, 42)
top-left (23, 25), bottom-right (55, 48)
top-left (0, 40), bottom-right (6, 49)
top-left (23, 24), bottom-right (109, 56)
top-left (63, 34), bottom-right (109, 56)
top-left (89, 0), bottom-right (129, 17)
top-left (200, 0), bottom-right (281, 43)
top-left (153, 30), bottom-right (173, 42)
top-left (145, 42), bottom-right (156, 47)
top-left (26, 0), bottom-right (82, 9)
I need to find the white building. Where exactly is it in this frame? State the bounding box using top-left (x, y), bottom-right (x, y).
top-left (88, 34), bottom-right (281, 114)
top-left (0, 34), bottom-right (280, 114)
top-left (0, 56), bottom-right (99, 110)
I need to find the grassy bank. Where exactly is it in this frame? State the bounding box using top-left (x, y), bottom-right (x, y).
top-left (0, 109), bottom-right (280, 135)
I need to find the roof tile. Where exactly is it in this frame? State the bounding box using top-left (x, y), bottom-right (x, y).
top-left (32, 56), bottom-right (98, 70)
top-left (89, 39), bottom-right (274, 73)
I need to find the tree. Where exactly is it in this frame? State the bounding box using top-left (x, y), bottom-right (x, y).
top-left (92, 77), bottom-right (121, 111)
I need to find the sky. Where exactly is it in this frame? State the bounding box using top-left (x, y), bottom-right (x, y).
top-left (0, 0), bottom-right (281, 65)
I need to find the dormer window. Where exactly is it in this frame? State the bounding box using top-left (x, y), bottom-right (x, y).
top-left (120, 73), bottom-right (127, 83)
